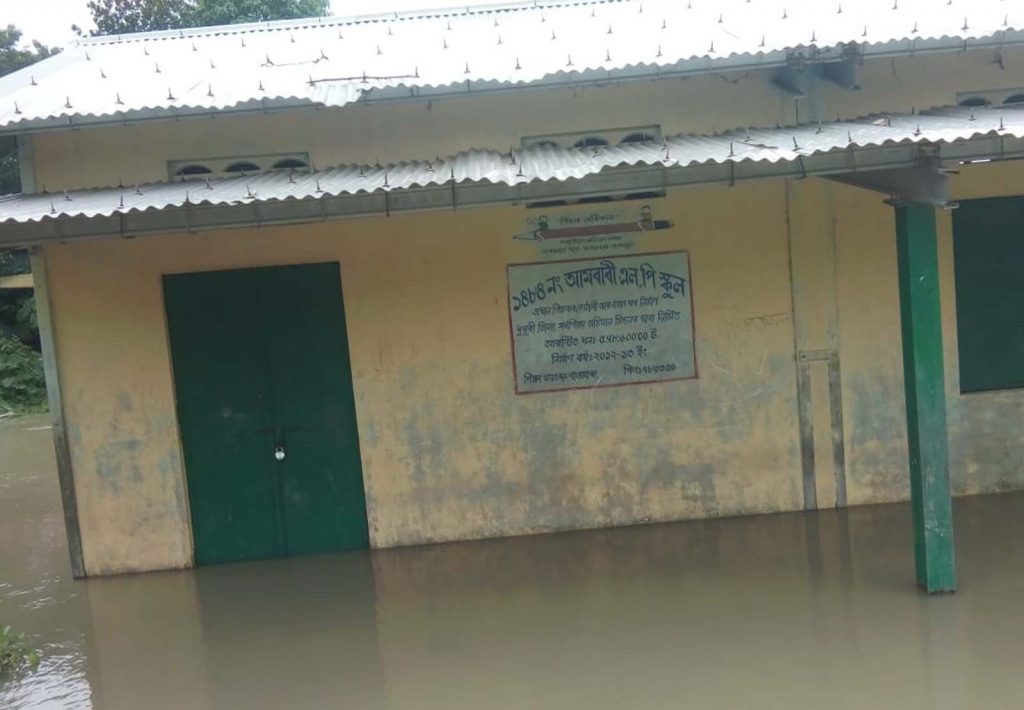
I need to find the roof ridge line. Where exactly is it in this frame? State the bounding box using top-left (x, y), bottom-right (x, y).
top-left (77, 0), bottom-right (615, 46)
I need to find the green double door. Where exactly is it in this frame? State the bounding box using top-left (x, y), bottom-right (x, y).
top-left (164, 262), bottom-right (368, 566)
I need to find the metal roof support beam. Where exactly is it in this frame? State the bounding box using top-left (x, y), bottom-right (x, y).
top-left (773, 58), bottom-right (859, 97)
top-left (772, 56), bottom-right (858, 124)
top-left (825, 153), bottom-right (951, 207)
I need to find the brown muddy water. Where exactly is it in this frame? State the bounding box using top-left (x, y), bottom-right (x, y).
top-left (2, 413), bottom-right (1023, 709)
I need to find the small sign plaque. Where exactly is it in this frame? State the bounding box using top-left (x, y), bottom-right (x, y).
top-left (507, 251), bottom-right (696, 393)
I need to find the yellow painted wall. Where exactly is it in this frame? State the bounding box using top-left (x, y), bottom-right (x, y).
top-left (41, 160), bottom-right (1024, 575)
top-left (44, 180), bottom-right (805, 574)
top-left (0, 273), bottom-right (33, 289)
top-left (29, 47), bottom-right (1024, 191)
top-left (26, 44), bottom-right (1024, 575)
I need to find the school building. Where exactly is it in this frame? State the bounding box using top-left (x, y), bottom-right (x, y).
top-left (0, 0), bottom-right (1022, 592)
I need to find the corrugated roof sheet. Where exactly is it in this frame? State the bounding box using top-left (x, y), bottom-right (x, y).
top-left (1, 104), bottom-right (1020, 225)
top-left (1, 0), bottom-right (1021, 131)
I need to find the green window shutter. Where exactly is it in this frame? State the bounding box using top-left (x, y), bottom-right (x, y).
top-left (952, 197), bottom-right (1024, 393)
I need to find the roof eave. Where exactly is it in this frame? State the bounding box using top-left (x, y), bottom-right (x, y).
top-left (3, 132), bottom-right (1020, 248)
top-left (4, 32), bottom-right (1022, 136)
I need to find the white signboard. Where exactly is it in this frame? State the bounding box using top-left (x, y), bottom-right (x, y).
top-left (507, 252), bottom-right (696, 393)
top-left (513, 205), bottom-right (674, 260)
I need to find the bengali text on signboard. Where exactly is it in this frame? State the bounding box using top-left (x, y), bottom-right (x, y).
top-left (507, 252), bottom-right (696, 393)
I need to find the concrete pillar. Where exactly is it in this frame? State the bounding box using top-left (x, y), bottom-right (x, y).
top-left (894, 204), bottom-right (956, 594)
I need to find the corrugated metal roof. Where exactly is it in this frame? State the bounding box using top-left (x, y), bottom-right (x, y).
top-left (1, 104), bottom-right (1020, 227)
top-left (1, 0), bottom-right (1021, 131)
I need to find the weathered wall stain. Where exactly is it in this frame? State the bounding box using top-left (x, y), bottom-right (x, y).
top-left (37, 152), bottom-right (1024, 574)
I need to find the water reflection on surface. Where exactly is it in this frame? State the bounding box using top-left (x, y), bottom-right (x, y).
top-left (2, 414), bottom-right (1023, 709)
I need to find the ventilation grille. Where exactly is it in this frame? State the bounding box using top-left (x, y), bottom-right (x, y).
top-left (168, 152), bottom-right (311, 181)
top-left (956, 89), bottom-right (1024, 107)
top-left (521, 125), bottom-right (663, 150)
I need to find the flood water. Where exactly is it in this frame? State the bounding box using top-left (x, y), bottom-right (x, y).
top-left (2, 412), bottom-right (1023, 709)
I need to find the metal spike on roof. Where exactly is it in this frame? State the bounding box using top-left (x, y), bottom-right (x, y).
top-left (4, 1), bottom-right (1024, 132)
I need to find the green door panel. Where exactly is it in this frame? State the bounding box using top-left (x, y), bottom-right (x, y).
top-left (163, 262), bottom-right (368, 566)
top-left (164, 269), bottom-right (284, 565)
top-left (258, 263), bottom-right (370, 554)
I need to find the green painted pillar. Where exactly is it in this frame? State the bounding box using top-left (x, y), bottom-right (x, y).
top-left (894, 204), bottom-right (956, 594)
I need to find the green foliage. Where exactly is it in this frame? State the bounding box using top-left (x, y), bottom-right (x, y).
top-left (0, 289), bottom-right (37, 344)
top-left (0, 337), bottom-right (47, 414)
top-left (0, 626), bottom-right (40, 677)
top-left (88, 0), bottom-right (329, 35)
top-left (0, 250), bottom-right (30, 278)
top-left (85, 0), bottom-right (192, 35)
top-left (0, 26), bottom-right (57, 78)
top-left (0, 26), bottom-right (59, 195)
top-left (0, 137), bottom-right (18, 196)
